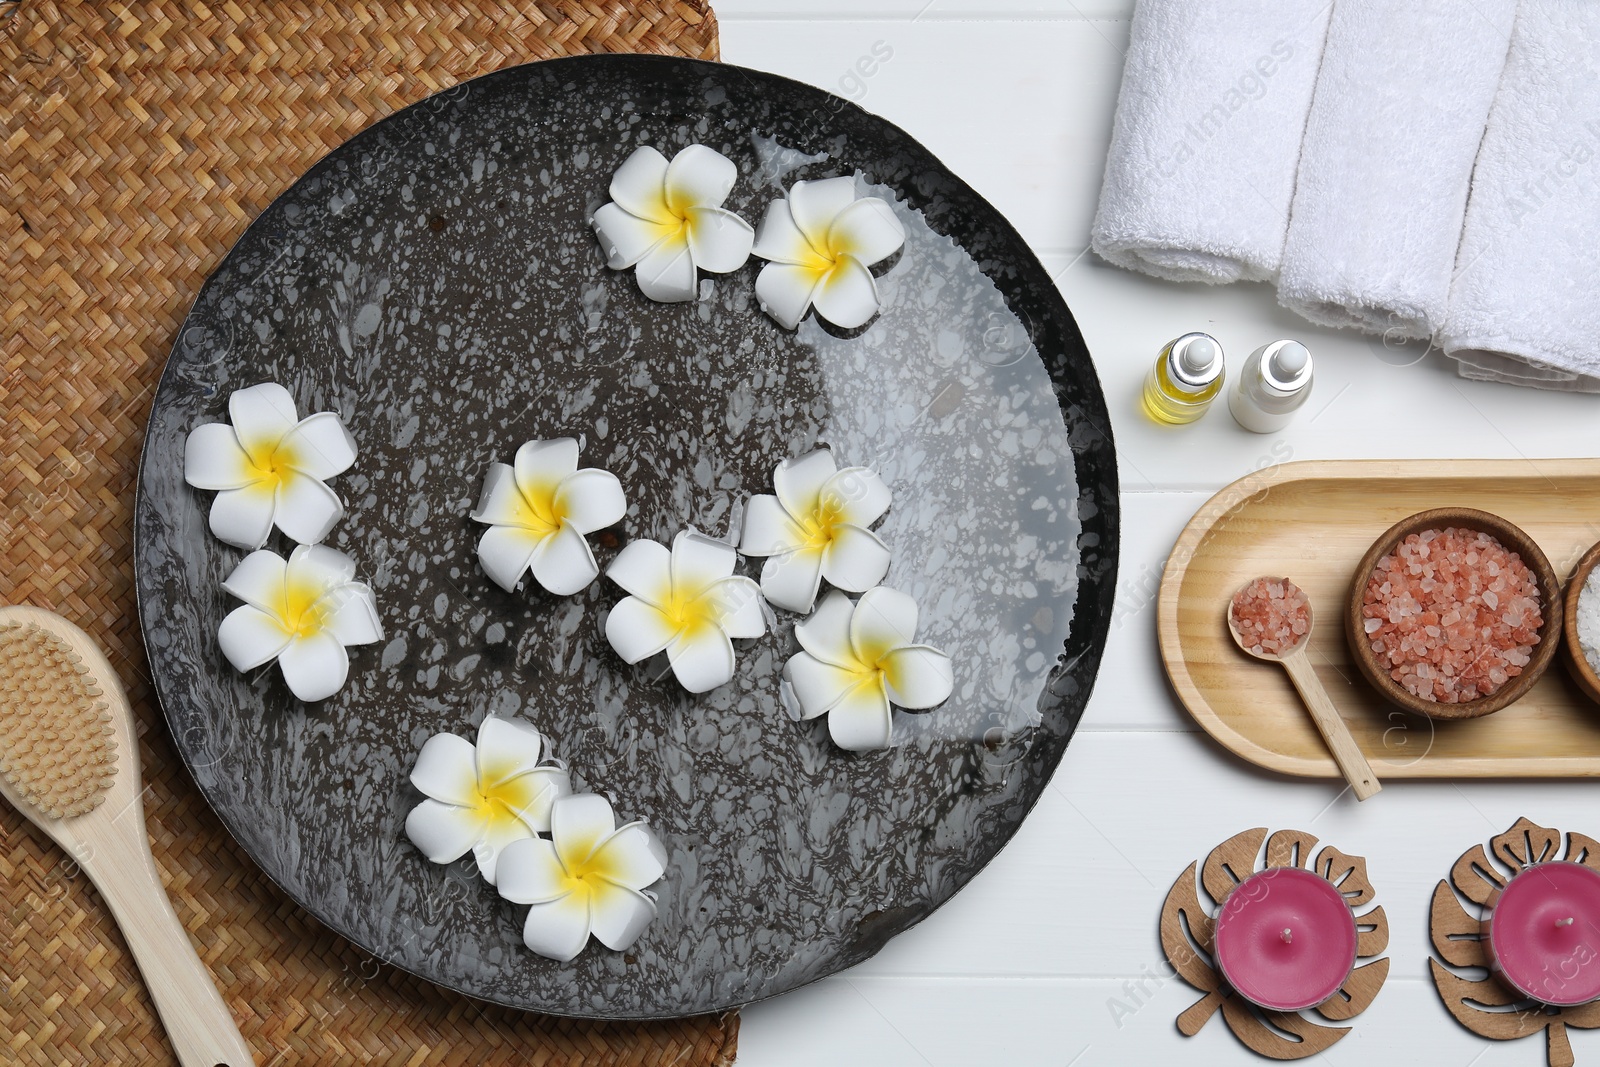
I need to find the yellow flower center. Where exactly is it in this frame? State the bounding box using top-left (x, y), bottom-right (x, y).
top-left (848, 630), bottom-right (901, 688)
top-left (467, 762), bottom-right (551, 831)
top-left (472, 777), bottom-right (531, 825)
top-left (793, 232), bottom-right (839, 274)
top-left (274, 572), bottom-right (332, 639)
top-left (842, 660), bottom-right (889, 694)
top-left (659, 584), bottom-right (718, 641)
top-left (558, 836), bottom-right (623, 896)
top-left (511, 479), bottom-right (568, 537)
top-left (797, 494), bottom-right (846, 552)
top-left (641, 210), bottom-right (689, 247)
top-left (245, 436), bottom-right (303, 494)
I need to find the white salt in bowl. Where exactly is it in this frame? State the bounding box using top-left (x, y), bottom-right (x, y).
top-left (1346, 507), bottom-right (1562, 721)
top-left (1562, 540), bottom-right (1600, 706)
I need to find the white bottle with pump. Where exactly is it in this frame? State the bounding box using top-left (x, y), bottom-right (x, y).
top-left (1229, 340), bottom-right (1314, 434)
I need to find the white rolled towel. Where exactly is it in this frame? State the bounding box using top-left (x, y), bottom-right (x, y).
top-left (1441, 0), bottom-right (1600, 393)
top-left (1277, 0), bottom-right (1516, 340)
top-left (1091, 0), bottom-right (1332, 285)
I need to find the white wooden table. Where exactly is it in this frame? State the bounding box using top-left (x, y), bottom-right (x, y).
top-left (716, 3), bottom-right (1600, 1064)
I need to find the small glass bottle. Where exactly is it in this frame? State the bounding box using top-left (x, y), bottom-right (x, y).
top-left (1229, 340), bottom-right (1314, 434)
top-left (1142, 332), bottom-right (1226, 425)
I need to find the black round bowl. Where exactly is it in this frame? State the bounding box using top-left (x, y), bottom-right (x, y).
top-left (134, 54), bottom-right (1119, 1018)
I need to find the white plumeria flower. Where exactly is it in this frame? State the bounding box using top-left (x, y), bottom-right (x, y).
top-left (469, 438), bottom-right (626, 596)
top-left (783, 587), bottom-right (953, 751)
top-left (497, 792), bottom-right (666, 962)
top-left (751, 176), bottom-right (906, 330)
top-left (739, 448), bottom-right (892, 614)
top-left (591, 144), bottom-right (755, 303)
top-left (184, 382), bottom-right (358, 549)
top-left (404, 716), bottom-right (572, 886)
top-left (217, 544), bottom-right (383, 703)
top-left (603, 529), bottom-right (766, 693)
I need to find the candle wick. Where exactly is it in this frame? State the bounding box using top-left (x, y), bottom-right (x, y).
top-left (1280, 928), bottom-right (1293, 944)
top-left (1557, 917), bottom-right (1575, 928)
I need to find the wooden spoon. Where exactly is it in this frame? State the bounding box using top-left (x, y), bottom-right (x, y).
top-left (1227, 580), bottom-right (1381, 801)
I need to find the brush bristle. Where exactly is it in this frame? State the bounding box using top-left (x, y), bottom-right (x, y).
top-left (0, 620), bottom-right (117, 819)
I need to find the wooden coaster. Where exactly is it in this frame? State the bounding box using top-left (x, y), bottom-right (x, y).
top-left (1430, 817), bottom-right (1600, 1067)
top-left (1161, 827), bottom-right (1390, 1060)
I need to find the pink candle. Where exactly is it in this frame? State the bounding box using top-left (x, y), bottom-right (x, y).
top-left (1213, 867), bottom-right (1357, 1011)
top-left (1483, 861), bottom-right (1600, 1006)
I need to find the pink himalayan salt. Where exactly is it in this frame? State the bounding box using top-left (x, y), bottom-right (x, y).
top-left (1362, 526), bottom-right (1541, 703)
top-left (1231, 577), bottom-right (1312, 657)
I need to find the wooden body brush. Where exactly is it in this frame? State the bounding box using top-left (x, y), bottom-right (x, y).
top-left (0, 605), bottom-right (253, 1066)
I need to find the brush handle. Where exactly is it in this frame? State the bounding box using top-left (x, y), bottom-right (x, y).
top-left (76, 818), bottom-right (255, 1066)
top-left (0, 605), bottom-right (253, 1063)
top-left (1281, 648), bottom-right (1381, 801)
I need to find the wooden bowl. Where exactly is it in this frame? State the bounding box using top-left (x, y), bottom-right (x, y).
top-left (1562, 540), bottom-right (1600, 706)
top-left (1345, 507), bottom-right (1562, 720)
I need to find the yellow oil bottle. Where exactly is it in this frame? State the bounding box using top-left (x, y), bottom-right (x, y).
top-left (1141, 332), bottom-right (1225, 424)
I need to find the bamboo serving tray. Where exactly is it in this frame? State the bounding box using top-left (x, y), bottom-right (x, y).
top-left (1158, 459), bottom-right (1600, 779)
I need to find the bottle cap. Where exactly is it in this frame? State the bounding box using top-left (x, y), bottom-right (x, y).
top-left (1260, 340), bottom-right (1312, 395)
top-left (1168, 332), bottom-right (1224, 388)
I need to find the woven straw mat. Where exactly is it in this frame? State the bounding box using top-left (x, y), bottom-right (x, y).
top-left (1, 2), bottom-right (741, 1063)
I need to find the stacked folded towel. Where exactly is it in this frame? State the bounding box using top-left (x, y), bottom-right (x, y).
top-left (1091, 0), bottom-right (1332, 284)
top-left (1276, 0), bottom-right (1515, 340)
top-left (1094, 0), bottom-right (1600, 392)
top-left (1439, 0), bottom-right (1600, 392)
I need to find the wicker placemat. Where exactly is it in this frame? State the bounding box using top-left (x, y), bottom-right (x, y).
top-left (0, 2), bottom-right (740, 1063)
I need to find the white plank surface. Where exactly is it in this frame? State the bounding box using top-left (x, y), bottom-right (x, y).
top-left (739, 978), bottom-right (1539, 1067)
top-left (719, 6), bottom-right (1600, 1066)
top-left (722, 17), bottom-right (1129, 256)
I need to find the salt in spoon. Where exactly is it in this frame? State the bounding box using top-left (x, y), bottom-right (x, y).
top-left (1227, 577), bottom-right (1381, 801)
